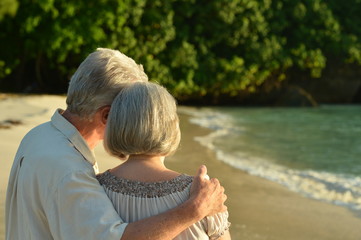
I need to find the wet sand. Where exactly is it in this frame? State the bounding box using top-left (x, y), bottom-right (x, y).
top-left (1, 95), bottom-right (361, 239)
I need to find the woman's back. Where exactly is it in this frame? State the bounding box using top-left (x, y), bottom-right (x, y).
top-left (97, 170), bottom-right (230, 240)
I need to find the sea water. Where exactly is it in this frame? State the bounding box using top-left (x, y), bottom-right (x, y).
top-left (179, 105), bottom-right (361, 211)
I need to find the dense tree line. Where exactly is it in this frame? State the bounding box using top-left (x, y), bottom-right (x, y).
top-left (1, 0), bottom-right (361, 104)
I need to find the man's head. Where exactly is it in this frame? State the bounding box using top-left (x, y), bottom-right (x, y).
top-left (104, 82), bottom-right (181, 160)
top-left (66, 48), bottom-right (148, 120)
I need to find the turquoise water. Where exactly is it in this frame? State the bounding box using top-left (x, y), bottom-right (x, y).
top-left (180, 105), bottom-right (361, 210)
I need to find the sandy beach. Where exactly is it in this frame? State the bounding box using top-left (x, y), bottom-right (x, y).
top-left (1, 95), bottom-right (361, 240)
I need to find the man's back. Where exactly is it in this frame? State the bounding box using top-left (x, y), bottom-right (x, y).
top-left (6, 110), bottom-right (126, 240)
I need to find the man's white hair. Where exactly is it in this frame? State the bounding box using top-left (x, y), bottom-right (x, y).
top-left (66, 48), bottom-right (148, 119)
top-left (104, 82), bottom-right (181, 159)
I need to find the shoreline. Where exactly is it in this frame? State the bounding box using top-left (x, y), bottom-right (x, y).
top-left (167, 111), bottom-right (361, 240)
top-left (1, 95), bottom-right (361, 239)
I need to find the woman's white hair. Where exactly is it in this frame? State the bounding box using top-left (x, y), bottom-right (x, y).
top-left (66, 48), bottom-right (148, 119)
top-left (104, 82), bottom-right (181, 160)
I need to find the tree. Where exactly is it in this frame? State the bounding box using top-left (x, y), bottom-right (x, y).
top-left (1, 0), bottom-right (361, 103)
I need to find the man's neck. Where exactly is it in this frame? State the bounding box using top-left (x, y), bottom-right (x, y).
top-left (61, 109), bottom-right (101, 149)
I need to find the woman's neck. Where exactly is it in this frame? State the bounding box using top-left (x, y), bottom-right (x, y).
top-left (110, 155), bottom-right (180, 182)
top-left (128, 154), bottom-right (166, 166)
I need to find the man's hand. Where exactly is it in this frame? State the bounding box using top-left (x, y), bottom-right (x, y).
top-left (189, 165), bottom-right (227, 219)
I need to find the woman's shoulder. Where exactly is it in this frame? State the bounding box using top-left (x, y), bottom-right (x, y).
top-left (97, 170), bottom-right (193, 198)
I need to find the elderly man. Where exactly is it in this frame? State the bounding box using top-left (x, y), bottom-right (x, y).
top-left (6, 48), bottom-right (227, 240)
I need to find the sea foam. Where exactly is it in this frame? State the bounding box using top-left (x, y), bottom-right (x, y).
top-left (178, 106), bottom-right (361, 211)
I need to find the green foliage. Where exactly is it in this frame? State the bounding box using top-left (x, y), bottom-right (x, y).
top-left (0, 0), bottom-right (153, 90)
top-left (0, 0), bottom-right (18, 20)
top-left (1, 0), bottom-right (361, 101)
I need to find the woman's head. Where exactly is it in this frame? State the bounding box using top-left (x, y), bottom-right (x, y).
top-left (66, 48), bottom-right (148, 120)
top-left (104, 82), bottom-right (180, 160)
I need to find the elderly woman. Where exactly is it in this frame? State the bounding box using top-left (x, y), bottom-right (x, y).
top-left (97, 82), bottom-right (231, 239)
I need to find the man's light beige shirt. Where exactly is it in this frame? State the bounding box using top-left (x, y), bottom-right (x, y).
top-left (6, 110), bottom-right (127, 239)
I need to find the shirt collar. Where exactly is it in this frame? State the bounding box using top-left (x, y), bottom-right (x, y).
top-left (51, 109), bottom-right (97, 169)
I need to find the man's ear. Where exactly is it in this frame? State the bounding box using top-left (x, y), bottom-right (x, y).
top-left (100, 105), bottom-right (111, 125)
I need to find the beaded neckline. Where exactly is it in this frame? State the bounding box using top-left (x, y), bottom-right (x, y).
top-left (97, 170), bottom-right (193, 198)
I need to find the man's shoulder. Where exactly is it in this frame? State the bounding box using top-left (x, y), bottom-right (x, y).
top-left (20, 121), bottom-right (56, 146)
top-left (26, 120), bottom-right (57, 136)
top-left (18, 121), bottom-right (93, 176)
top-left (20, 123), bottom-right (65, 156)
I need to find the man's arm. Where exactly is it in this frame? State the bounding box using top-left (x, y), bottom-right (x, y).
top-left (120, 165), bottom-right (227, 240)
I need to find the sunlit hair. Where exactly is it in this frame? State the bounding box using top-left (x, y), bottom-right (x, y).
top-left (66, 48), bottom-right (148, 119)
top-left (104, 82), bottom-right (181, 160)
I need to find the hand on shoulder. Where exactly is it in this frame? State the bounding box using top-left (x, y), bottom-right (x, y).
top-left (189, 165), bottom-right (228, 219)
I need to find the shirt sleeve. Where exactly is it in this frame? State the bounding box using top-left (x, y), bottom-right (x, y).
top-left (45, 170), bottom-right (128, 240)
top-left (204, 211), bottom-right (231, 240)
